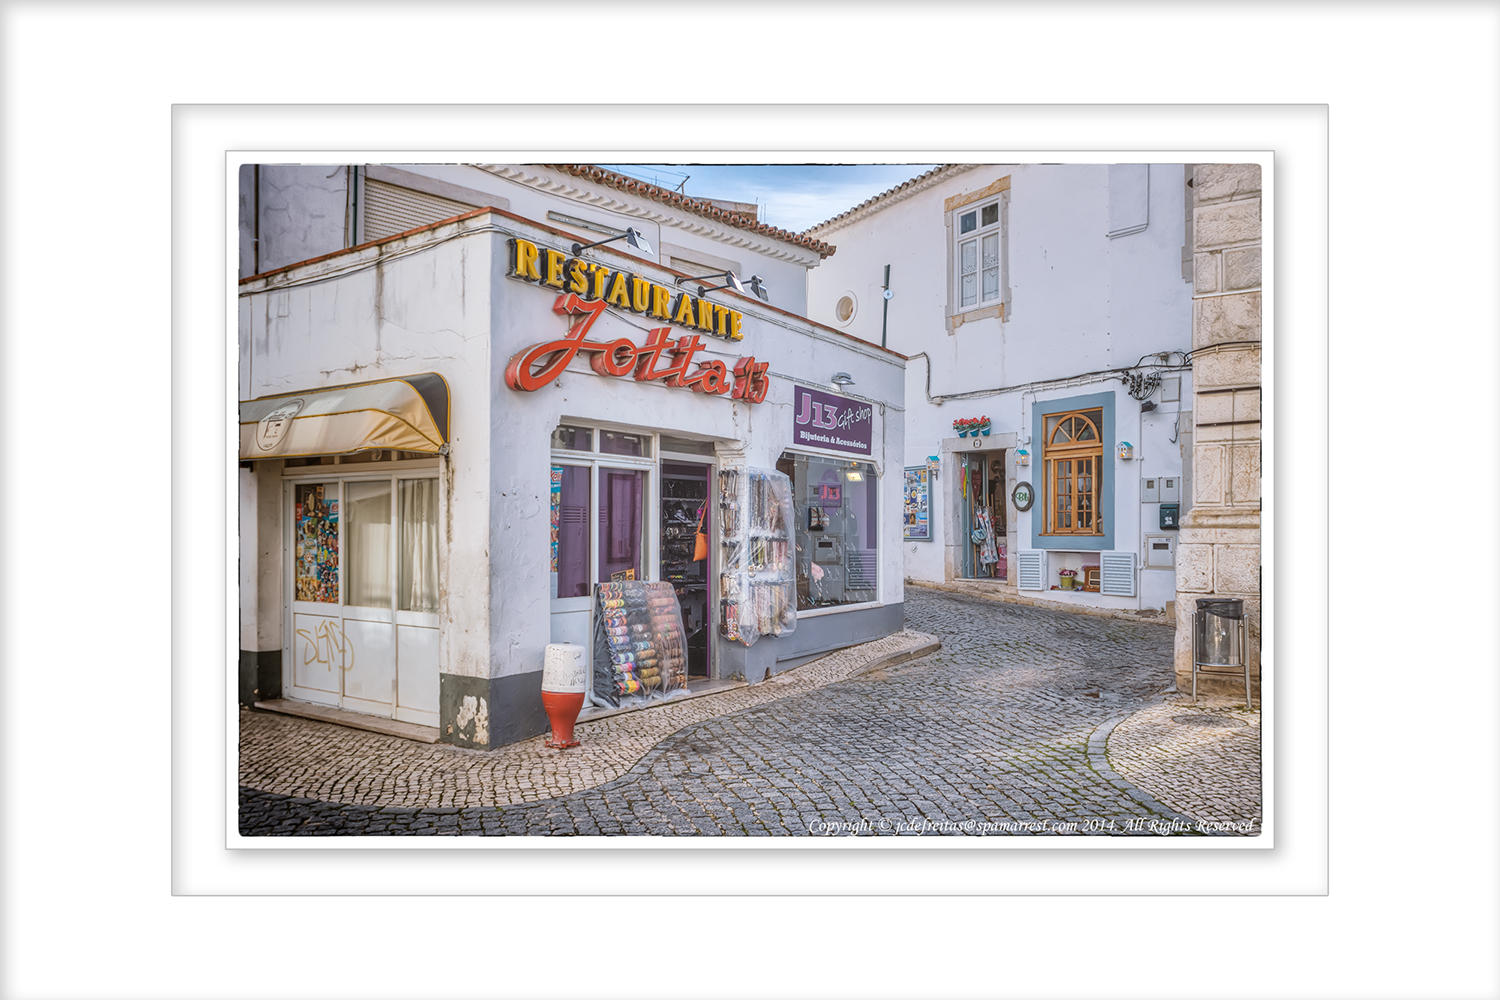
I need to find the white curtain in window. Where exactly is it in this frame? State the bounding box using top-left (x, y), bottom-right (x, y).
top-left (345, 481), bottom-right (392, 608)
top-left (398, 478), bottom-right (439, 613)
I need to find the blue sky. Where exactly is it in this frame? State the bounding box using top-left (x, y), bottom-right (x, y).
top-left (595, 163), bottom-right (939, 233)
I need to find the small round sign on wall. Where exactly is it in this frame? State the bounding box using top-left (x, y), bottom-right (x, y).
top-left (1011, 481), bottom-right (1035, 511)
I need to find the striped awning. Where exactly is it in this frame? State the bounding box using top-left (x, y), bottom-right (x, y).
top-left (239, 373), bottom-right (450, 460)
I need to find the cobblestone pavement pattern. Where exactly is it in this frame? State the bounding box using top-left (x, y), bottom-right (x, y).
top-left (1107, 696), bottom-right (1262, 830)
top-left (240, 587), bottom-right (1262, 837)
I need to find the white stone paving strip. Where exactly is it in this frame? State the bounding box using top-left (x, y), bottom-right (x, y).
top-left (239, 629), bottom-right (940, 809)
top-left (1105, 695), bottom-right (1263, 831)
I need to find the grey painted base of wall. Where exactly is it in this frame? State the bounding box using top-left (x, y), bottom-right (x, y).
top-left (238, 650), bottom-right (282, 707)
top-left (439, 671), bottom-right (551, 749)
top-left (717, 603), bottom-right (904, 681)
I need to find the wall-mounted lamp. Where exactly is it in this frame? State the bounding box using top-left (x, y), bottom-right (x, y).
top-left (676, 269), bottom-right (745, 296)
top-left (744, 275), bottom-right (770, 302)
top-left (1117, 441), bottom-right (1135, 461)
top-left (829, 372), bottom-right (856, 390)
top-left (845, 470), bottom-right (864, 482)
top-left (1015, 448), bottom-right (1030, 467)
top-left (571, 226), bottom-right (653, 257)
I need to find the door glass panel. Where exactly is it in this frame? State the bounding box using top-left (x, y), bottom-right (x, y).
top-left (345, 480), bottom-right (392, 607)
top-left (293, 483), bottom-right (339, 603)
top-left (553, 464), bottom-right (591, 599)
top-left (598, 467), bottom-right (647, 582)
top-left (397, 478), bottom-right (439, 613)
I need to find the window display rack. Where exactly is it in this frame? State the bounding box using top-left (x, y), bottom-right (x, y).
top-left (718, 466), bottom-right (796, 646)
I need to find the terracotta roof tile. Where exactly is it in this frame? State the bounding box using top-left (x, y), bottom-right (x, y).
top-left (805, 164), bottom-right (959, 232)
top-left (547, 164), bottom-right (837, 259)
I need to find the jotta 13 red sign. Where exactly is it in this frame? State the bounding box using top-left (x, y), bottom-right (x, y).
top-left (505, 293), bottom-right (771, 403)
top-left (793, 385), bottom-right (872, 455)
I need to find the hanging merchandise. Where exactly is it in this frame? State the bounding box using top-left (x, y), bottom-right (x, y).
top-left (718, 466), bottom-right (796, 646)
top-left (589, 580), bottom-right (690, 709)
top-left (976, 507), bottom-right (1001, 568)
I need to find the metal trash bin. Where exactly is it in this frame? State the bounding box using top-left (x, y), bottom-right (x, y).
top-left (1192, 598), bottom-right (1252, 708)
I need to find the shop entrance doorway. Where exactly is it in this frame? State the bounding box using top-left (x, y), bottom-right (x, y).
top-left (959, 449), bottom-right (1007, 580)
top-left (660, 461), bottom-right (712, 677)
top-left (282, 470), bottom-right (441, 727)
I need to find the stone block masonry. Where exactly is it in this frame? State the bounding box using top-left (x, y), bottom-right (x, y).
top-left (1175, 164), bottom-right (1263, 696)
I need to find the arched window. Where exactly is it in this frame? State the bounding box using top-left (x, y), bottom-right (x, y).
top-left (1043, 408), bottom-right (1103, 535)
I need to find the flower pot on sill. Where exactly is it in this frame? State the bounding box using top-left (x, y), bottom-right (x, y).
top-left (980, 427), bottom-right (991, 436)
top-left (957, 428), bottom-right (969, 438)
top-left (1059, 576), bottom-right (1076, 590)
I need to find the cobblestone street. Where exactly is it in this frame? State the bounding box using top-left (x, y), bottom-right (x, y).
top-left (239, 586), bottom-right (1262, 837)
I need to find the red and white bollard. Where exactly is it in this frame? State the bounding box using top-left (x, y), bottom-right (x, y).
top-left (540, 642), bottom-right (587, 749)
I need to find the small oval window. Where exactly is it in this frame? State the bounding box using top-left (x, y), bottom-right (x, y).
top-left (835, 293), bottom-right (857, 324)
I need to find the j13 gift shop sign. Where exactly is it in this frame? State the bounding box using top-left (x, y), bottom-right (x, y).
top-left (793, 386), bottom-right (872, 455)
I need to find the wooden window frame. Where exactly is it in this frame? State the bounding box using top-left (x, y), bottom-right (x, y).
top-left (1041, 408), bottom-right (1104, 537)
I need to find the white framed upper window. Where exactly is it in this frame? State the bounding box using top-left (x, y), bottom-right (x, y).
top-left (952, 197), bottom-right (1004, 313)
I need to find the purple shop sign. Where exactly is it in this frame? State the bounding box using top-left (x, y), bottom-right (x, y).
top-left (792, 385), bottom-right (873, 455)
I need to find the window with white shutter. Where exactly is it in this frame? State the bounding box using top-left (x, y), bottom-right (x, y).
top-left (1099, 551), bottom-right (1136, 597)
top-left (1017, 551), bottom-right (1046, 591)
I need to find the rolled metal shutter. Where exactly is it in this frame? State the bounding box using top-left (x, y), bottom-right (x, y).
top-left (363, 180), bottom-right (474, 241)
top-left (1017, 551), bottom-right (1045, 591)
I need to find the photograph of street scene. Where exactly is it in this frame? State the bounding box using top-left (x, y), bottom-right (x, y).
top-left (236, 160), bottom-right (1264, 837)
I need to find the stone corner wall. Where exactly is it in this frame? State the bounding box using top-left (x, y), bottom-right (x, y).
top-left (1175, 165), bottom-right (1263, 698)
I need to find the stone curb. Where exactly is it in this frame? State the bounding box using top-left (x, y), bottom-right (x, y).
top-left (847, 637), bottom-right (943, 679)
top-left (907, 579), bottom-right (1173, 627)
top-left (1086, 711), bottom-right (1205, 831)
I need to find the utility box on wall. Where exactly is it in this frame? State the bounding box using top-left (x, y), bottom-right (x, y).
top-left (1159, 503), bottom-right (1180, 530)
top-left (1145, 533), bottom-right (1177, 568)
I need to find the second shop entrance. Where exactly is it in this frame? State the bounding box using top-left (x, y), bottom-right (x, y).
top-left (959, 449), bottom-right (1007, 580)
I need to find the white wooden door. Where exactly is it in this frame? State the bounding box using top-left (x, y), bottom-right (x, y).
top-left (285, 471), bottom-right (440, 726)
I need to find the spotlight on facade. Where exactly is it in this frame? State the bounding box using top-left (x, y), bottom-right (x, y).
top-left (571, 226), bottom-right (653, 257)
top-left (675, 269), bottom-right (746, 296)
top-left (830, 372), bottom-right (856, 389)
top-left (746, 275), bottom-right (770, 302)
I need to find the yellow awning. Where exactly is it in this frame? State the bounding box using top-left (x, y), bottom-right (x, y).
top-left (239, 373), bottom-right (450, 460)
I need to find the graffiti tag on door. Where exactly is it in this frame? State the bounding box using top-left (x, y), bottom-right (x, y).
top-left (297, 619), bottom-right (354, 673)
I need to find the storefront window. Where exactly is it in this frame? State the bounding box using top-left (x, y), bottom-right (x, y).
top-left (397, 478), bottom-right (439, 613)
top-left (294, 483), bottom-right (339, 603)
top-left (551, 425), bottom-right (592, 451)
top-left (553, 464), bottom-right (591, 598)
top-left (600, 430), bottom-right (650, 457)
top-left (598, 467), bottom-right (647, 582)
top-left (777, 453), bottom-right (879, 610)
top-left (344, 480), bottom-right (392, 608)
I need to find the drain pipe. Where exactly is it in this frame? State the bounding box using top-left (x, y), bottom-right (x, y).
top-left (880, 264), bottom-right (891, 349)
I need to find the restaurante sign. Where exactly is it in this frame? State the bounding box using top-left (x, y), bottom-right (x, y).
top-left (507, 237), bottom-right (746, 341)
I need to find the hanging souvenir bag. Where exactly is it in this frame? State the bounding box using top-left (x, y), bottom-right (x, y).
top-left (692, 503), bottom-right (709, 562)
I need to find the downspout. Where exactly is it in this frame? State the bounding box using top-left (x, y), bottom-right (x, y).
top-left (880, 263), bottom-right (891, 349)
top-left (253, 164), bottom-right (261, 274)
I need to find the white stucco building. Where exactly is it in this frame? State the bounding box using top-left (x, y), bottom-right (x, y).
top-left (805, 164), bottom-right (1194, 612)
top-left (237, 164), bottom-right (906, 748)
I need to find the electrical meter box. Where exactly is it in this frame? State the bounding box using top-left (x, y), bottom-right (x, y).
top-left (1159, 503), bottom-right (1180, 530)
top-left (1161, 477), bottom-right (1181, 501)
top-left (1145, 533), bottom-right (1177, 568)
top-left (1142, 477), bottom-right (1160, 502)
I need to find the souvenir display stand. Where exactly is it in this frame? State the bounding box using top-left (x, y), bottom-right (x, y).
top-left (589, 580), bottom-right (690, 709)
top-left (718, 467), bottom-right (797, 646)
